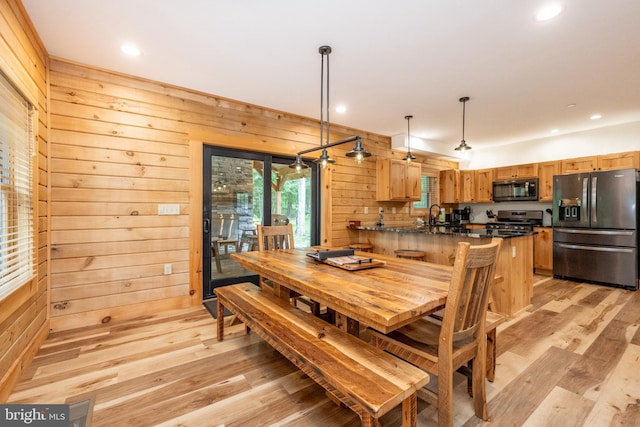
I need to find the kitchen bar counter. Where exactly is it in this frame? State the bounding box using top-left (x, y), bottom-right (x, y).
top-left (347, 224), bottom-right (534, 239)
top-left (347, 224), bottom-right (533, 317)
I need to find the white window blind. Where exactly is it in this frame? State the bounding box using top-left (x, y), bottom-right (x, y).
top-left (0, 71), bottom-right (35, 300)
top-left (412, 175), bottom-right (439, 209)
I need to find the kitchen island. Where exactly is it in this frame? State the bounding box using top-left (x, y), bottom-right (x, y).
top-left (347, 224), bottom-right (533, 317)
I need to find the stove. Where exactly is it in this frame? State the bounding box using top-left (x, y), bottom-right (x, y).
top-left (485, 210), bottom-right (543, 234)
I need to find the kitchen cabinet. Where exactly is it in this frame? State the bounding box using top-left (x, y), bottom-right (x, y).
top-left (460, 170), bottom-right (475, 202)
top-left (376, 159), bottom-right (421, 201)
top-left (561, 156), bottom-right (597, 173)
top-left (597, 151), bottom-right (639, 171)
top-left (439, 169), bottom-right (460, 203)
top-left (494, 163), bottom-right (538, 180)
top-left (561, 152), bottom-right (639, 174)
top-left (440, 168), bottom-right (493, 203)
top-left (440, 169), bottom-right (493, 203)
top-left (474, 168), bottom-right (494, 202)
top-left (533, 227), bottom-right (553, 274)
top-left (537, 160), bottom-right (560, 202)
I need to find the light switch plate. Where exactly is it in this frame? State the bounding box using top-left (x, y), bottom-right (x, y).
top-left (158, 204), bottom-right (180, 215)
top-left (164, 264), bottom-right (172, 275)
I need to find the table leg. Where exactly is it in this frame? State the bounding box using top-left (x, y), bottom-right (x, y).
top-left (212, 242), bottom-right (222, 273)
top-left (335, 312), bottom-right (360, 337)
top-left (216, 298), bottom-right (224, 341)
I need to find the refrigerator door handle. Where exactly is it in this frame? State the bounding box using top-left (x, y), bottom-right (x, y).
top-left (556, 243), bottom-right (634, 254)
top-left (591, 176), bottom-right (597, 224)
top-left (582, 177), bottom-right (589, 225)
top-left (555, 228), bottom-right (635, 236)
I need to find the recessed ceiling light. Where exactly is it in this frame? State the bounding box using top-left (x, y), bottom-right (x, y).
top-left (590, 114), bottom-right (602, 120)
top-left (121, 43), bottom-right (141, 57)
top-left (535, 4), bottom-right (563, 21)
top-left (335, 105), bottom-right (347, 113)
top-left (566, 103), bottom-right (576, 108)
top-left (550, 129), bottom-right (560, 134)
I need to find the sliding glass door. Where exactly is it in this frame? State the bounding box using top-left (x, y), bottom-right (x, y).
top-left (203, 146), bottom-right (319, 299)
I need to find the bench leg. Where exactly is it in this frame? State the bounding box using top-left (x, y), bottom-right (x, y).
top-left (217, 298), bottom-right (225, 341)
top-left (401, 393), bottom-right (418, 427)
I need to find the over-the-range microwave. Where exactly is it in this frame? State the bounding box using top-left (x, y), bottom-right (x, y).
top-left (492, 178), bottom-right (539, 202)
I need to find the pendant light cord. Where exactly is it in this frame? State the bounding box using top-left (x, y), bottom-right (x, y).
top-left (319, 52), bottom-right (324, 147)
top-left (319, 48), bottom-right (331, 147)
top-left (461, 98), bottom-right (466, 142)
top-left (326, 52), bottom-right (330, 146)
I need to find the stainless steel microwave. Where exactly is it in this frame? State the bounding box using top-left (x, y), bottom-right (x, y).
top-left (492, 178), bottom-right (539, 202)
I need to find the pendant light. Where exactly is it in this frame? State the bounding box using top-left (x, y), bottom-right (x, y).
top-left (402, 115), bottom-right (416, 162)
top-left (454, 96), bottom-right (472, 151)
top-left (290, 45), bottom-right (370, 170)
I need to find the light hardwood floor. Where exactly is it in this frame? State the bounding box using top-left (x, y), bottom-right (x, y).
top-left (8, 277), bottom-right (640, 426)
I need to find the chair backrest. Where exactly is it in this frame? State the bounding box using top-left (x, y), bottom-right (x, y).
top-left (257, 224), bottom-right (294, 251)
top-left (212, 214), bottom-right (237, 239)
top-left (441, 238), bottom-right (502, 345)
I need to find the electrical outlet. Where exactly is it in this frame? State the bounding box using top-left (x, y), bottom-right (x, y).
top-left (364, 207), bottom-right (369, 214)
top-left (392, 207), bottom-right (396, 214)
top-left (158, 204), bottom-right (180, 215)
top-left (164, 263), bottom-right (172, 275)
top-left (512, 246), bottom-right (516, 258)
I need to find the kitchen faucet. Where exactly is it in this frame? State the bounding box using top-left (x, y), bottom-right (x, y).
top-left (428, 204), bottom-right (441, 225)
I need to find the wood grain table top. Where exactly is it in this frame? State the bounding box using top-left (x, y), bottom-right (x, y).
top-left (231, 248), bottom-right (452, 334)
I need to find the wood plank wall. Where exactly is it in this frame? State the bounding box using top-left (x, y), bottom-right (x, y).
top-left (0, 0), bottom-right (49, 401)
top-left (47, 57), bottom-right (457, 332)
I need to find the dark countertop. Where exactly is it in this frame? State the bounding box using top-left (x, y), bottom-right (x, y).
top-left (347, 224), bottom-right (534, 239)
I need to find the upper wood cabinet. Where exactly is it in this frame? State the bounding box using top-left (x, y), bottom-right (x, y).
top-left (561, 156), bottom-right (598, 173)
top-left (494, 163), bottom-right (538, 180)
top-left (537, 160), bottom-right (560, 202)
top-left (440, 169), bottom-right (478, 203)
top-left (597, 151), bottom-right (640, 171)
top-left (561, 152), bottom-right (639, 174)
top-left (440, 168), bottom-right (493, 203)
top-left (439, 169), bottom-right (460, 203)
top-left (460, 170), bottom-right (475, 203)
top-left (474, 168), bottom-right (494, 202)
top-left (376, 159), bottom-right (421, 201)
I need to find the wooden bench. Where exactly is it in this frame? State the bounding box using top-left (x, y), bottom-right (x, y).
top-left (216, 282), bottom-right (430, 427)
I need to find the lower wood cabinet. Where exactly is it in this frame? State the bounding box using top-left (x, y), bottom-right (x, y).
top-left (534, 227), bottom-right (553, 274)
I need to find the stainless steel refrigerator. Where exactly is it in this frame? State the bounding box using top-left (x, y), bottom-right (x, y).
top-left (552, 168), bottom-right (639, 290)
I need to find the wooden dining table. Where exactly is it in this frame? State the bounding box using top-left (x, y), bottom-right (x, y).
top-left (231, 248), bottom-right (453, 335)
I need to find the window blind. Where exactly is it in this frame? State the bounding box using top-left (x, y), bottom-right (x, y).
top-left (0, 71), bottom-right (35, 300)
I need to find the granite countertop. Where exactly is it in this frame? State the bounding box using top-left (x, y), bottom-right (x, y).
top-left (347, 224), bottom-right (534, 239)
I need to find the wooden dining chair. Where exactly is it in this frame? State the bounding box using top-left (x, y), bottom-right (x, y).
top-left (257, 223), bottom-right (294, 252)
top-left (369, 237), bottom-right (502, 427)
top-left (256, 224), bottom-right (323, 316)
top-left (255, 224), bottom-right (294, 294)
